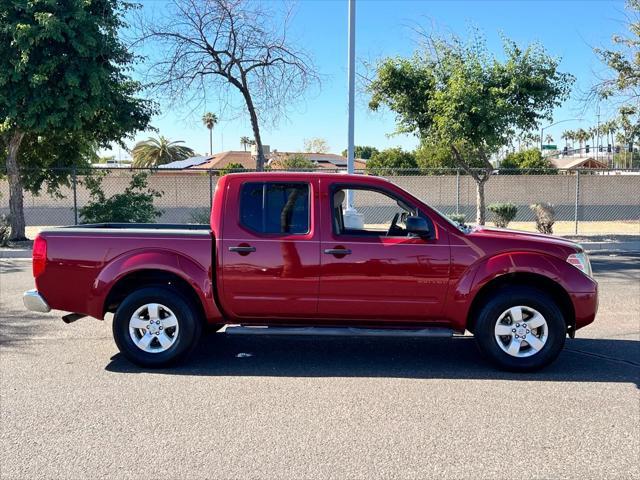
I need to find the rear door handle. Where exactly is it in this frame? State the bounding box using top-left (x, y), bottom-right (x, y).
top-left (324, 248), bottom-right (352, 255)
top-left (229, 246), bottom-right (256, 253)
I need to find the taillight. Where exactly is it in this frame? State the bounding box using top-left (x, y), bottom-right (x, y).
top-left (32, 235), bottom-right (47, 278)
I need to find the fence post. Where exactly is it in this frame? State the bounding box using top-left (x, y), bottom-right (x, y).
top-left (456, 168), bottom-right (460, 214)
top-left (208, 169), bottom-right (214, 215)
top-left (72, 166), bottom-right (78, 225)
top-left (574, 170), bottom-right (580, 235)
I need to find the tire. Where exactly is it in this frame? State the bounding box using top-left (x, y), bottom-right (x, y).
top-left (112, 286), bottom-right (202, 368)
top-left (474, 286), bottom-right (566, 372)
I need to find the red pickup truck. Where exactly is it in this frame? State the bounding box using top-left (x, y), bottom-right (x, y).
top-left (23, 172), bottom-right (598, 371)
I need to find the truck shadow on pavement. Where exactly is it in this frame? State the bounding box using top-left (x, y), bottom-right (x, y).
top-left (106, 334), bottom-right (640, 387)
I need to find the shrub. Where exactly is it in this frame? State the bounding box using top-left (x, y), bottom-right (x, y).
top-left (79, 172), bottom-right (163, 224)
top-left (189, 208), bottom-right (210, 224)
top-left (530, 203), bottom-right (555, 234)
top-left (219, 162), bottom-right (248, 175)
top-left (488, 203), bottom-right (518, 228)
top-left (0, 214), bottom-right (10, 246)
top-left (447, 213), bottom-right (466, 226)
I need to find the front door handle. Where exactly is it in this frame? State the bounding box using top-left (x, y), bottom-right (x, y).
top-left (324, 248), bottom-right (352, 256)
top-left (229, 246), bottom-right (256, 253)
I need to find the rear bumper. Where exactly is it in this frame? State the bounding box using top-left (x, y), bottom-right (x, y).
top-left (23, 289), bottom-right (51, 313)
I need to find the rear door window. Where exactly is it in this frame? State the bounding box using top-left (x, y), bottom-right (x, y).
top-left (240, 182), bottom-right (310, 234)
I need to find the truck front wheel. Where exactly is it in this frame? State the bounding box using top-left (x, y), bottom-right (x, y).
top-left (112, 287), bottom-right (202, 367)
top-left (474, 286), bottom-right (566, 371)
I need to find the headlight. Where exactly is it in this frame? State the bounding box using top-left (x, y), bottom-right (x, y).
top-left (567, 252), bottom-right (593, 277)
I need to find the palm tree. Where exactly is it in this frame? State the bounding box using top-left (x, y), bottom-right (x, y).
top-left (600, 120), bottom-right (617, 167)
top-left (588, 127), bottom-right (598, 155)
top-left (132, 136), bottom-right (195, 167)
top-left (544, 134), bottom-right (554, 145)
top-left (607, 120), bottom-right (618, 166)
top-left (575, 128), bottom-right (589, 157)
top-left (566, 130), bottom-right (576, 152)
top-left (561, 130), bottom-right (571, 152)
top-left (202, 112), bottom-right (218, 155)
top-left (240, 136), bottom-right (251, 152)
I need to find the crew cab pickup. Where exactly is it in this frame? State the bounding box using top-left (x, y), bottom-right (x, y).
top-left (24, 172), bottom-right (598, 370)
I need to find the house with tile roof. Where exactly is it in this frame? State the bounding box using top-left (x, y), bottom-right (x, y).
top-left (158, 150), bottom-right (367, 171)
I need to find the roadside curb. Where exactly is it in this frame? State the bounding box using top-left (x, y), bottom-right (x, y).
top-left (0, 249), bottom-right (32, 259)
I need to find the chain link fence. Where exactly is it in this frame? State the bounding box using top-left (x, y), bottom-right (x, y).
top-left (1, 167), bottom-right (639, 236)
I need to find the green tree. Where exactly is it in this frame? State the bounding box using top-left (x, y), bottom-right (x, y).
top-left (366, 147), bottom-right (418, 175)
top-left (594, 0), bottom-right (640, 102)
top-left (368, 32), bottom-right (573, 224)
top-left (341, 145), bottom-right (380, 159)
top-left (79, 171), bottom-right (162, 223)
top-left (1, 131), bottom-right (98, 197)
top-left (0, 0), bottom-right (154, 240)
top-left (270, 153), bottom-right (318, 170)
top-left (500, 148), bottom-right (556, 174)
top-left (132, 136), bottom-right (195, 167)
top-left (413, 141), bottom-right (482, 173)
top-left (202, 112), bottom-right (218, 154)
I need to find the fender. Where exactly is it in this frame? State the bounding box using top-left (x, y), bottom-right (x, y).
top-left (86, 248), bottom-right (223, 322)
top-left (444, 250), bottom-right (595, 331)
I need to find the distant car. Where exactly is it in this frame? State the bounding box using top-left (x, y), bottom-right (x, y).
top-left (24, 172), bottom-right (597, 371)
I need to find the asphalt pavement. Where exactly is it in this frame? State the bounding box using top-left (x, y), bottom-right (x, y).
top-left (1, 254), bottom-right (638, 479)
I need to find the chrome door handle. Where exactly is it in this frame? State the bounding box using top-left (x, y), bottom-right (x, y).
top-left (229, 246), bottom-right (256, 253)
top-left (324, 248), bottom-right (352, 255)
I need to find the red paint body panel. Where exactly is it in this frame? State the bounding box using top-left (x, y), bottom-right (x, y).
top-left (218, 176), bottom-right (321, 319)
top-left (36, 231), bottom-right (222, 322)
top-left (317, 176), bottom-right (451, 322)
top-left (31, 172), bottom-right (597, 333)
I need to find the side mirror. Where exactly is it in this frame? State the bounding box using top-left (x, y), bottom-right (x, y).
top-left (405, 216), bottom-right (431, 237)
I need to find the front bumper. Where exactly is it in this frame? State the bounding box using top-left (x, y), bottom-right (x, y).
top-left (572, 287), bottom-right (599, 331)
top-left (23, 289), bottom-right (51, 313)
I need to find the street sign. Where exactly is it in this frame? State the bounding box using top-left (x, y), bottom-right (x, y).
top-left (542, 144), bottom-right (557, 150)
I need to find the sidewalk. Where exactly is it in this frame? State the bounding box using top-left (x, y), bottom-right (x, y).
top-left (563, 235), bottom-right (640, 255)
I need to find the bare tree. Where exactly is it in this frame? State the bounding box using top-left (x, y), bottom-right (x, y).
top-left (137, 0), bottom-right (317, 170)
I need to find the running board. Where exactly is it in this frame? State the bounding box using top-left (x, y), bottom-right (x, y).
top-left (224, 325), bottom-right (453, 338)
top-left (62, 313), bottom-right (86, 324)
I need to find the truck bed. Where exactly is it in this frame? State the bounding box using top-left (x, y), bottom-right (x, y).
top-left (35, 223), bottom-right (215, 320)
top-left (55, 223), bottom-right (211, 234)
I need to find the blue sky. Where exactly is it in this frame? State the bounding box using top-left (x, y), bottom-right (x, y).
top-left (105, 0), bottom-right (628, 159)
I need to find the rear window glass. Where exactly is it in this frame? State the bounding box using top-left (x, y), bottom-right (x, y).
top-left (240, 182), bottom-right (310, 234)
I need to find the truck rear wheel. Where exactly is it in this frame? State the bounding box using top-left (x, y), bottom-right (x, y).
top-left (474, 286), bottom-right (566, 371)
top-left (112, 287), bottom-right (202, 367)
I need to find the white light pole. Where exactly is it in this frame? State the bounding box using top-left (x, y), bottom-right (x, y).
top-left (343, 0), bottom-right (363, 228)
top-left (347, 0), bottom-right (355, 181)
